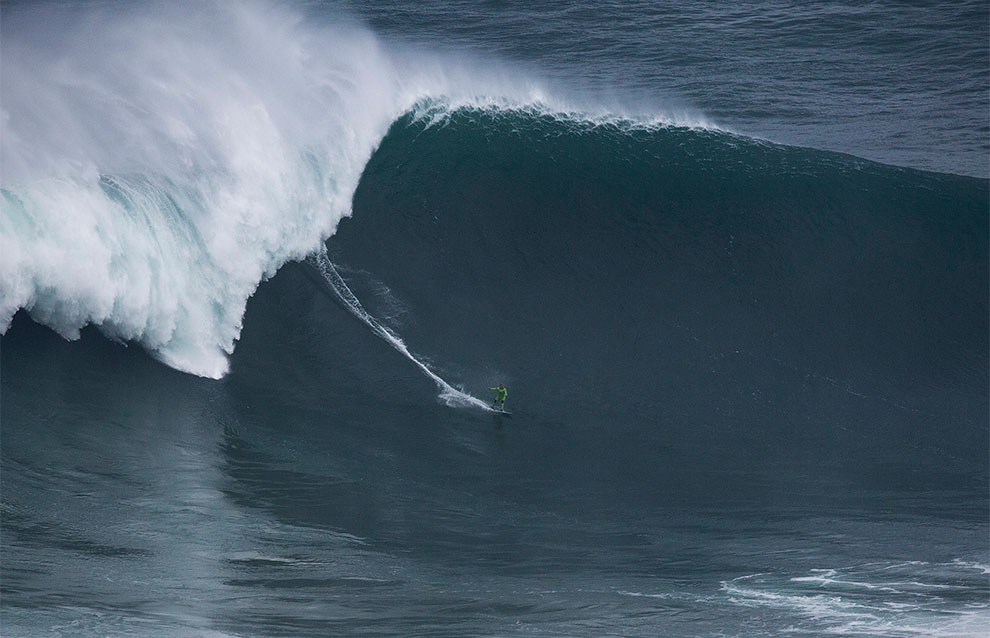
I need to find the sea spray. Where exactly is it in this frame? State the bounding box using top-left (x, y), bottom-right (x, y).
top-left (0, 2), bottom-right (406, 376)
top-left (0, 0), bottom-right (712, 378)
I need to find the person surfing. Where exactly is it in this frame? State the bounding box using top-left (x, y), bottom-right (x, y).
top-left (489, 384), bottom-right (508, 412)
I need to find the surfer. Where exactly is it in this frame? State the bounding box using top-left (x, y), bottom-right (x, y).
top-left (489, 384), bottom-right (507, 411)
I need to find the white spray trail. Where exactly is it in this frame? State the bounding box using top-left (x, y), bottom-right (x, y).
top-left (308, 248), bottom-right (491, 410)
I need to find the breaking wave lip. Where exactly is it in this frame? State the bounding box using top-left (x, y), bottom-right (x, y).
top-left (406, 95), bottom-right (722, 132)
top-left (0, 0), bottom-right (718, 379)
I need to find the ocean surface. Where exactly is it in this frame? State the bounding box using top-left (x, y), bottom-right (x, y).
top-left (2, 1), bottom-right (988, 636)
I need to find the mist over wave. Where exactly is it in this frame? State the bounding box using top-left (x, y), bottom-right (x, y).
top-left (1, 0), bottom-right (708, 377)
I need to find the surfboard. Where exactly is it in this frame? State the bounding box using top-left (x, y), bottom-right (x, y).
top-left (492, 409), bottom-right (512, 417)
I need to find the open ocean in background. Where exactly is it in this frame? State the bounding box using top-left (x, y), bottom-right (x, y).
top-left (2, 1), bottom-right (988, 636)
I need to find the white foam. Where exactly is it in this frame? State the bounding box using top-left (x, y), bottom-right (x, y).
top-left (0, 0), bottom-right (716, 377)
top-left (952, 559), bottom-right (990, 575)
top-left (722, 562), bottom-right (990, 637)
top-left (1, 2), bottom-right (394, 376)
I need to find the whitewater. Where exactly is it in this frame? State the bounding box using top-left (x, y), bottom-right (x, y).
top-left (0, 0), bottom-right (711, 379)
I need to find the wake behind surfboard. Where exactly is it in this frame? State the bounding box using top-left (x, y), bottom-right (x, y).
top-left (307, 248), bottom-right (493, 411)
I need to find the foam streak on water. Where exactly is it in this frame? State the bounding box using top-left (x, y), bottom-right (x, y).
top-left (720, 560), bottom-right (990, 636)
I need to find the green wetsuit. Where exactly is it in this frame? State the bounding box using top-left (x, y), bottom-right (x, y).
top-left (489, 386), bottom-right (507, 410)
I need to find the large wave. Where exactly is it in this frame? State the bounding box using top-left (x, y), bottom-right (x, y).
top-left (327, 107), bottom-right (987, 457)
top-left (0, 0), bottom-right (706, 377)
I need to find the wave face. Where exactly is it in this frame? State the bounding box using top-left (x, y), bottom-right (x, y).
top-left (332, 109), bottom-right (988, 462)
